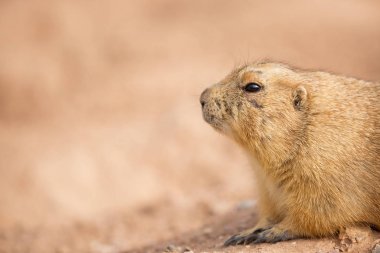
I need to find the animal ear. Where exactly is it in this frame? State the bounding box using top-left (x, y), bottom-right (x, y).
top-left (292, 85), bottom-right (307, 110)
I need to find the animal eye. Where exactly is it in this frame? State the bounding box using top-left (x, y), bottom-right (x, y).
top-left (243, 83), bottom-right (262, 93)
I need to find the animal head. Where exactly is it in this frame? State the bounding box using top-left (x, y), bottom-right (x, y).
top-left (200, 62), bottom-right (309, 166)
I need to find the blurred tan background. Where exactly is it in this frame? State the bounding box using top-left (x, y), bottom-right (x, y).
top-left (0, 0), bottom-right (379, 252)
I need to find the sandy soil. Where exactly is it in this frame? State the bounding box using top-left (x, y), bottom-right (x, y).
top-left (131, 208), bottom-right (380, 253)
top-left (0, 0), bottom-right (379, 252)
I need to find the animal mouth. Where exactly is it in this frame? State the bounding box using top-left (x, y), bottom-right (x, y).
top-left (202, 110), bottom-right (225, 132)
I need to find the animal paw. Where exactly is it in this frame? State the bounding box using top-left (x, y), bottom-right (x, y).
top-left (224, 225), bottom-right (294, 246)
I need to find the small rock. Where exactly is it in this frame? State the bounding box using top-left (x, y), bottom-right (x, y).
top-left (163, 245), bottom-right (193, 253)
top-left (372, 243), bottom-right (380, 253)
top-left (344, 226), bottom-right (372, 243)
top-left (164, 245), bottom-right (176, 252)
top-left (184, 247), bottom-right (194, 253)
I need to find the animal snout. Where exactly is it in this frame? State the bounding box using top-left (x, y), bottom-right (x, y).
top-left (200, 88), bottom-right (210, 108)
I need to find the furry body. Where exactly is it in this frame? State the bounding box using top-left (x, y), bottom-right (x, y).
top-left (200, 62), bottom-right (380, 245)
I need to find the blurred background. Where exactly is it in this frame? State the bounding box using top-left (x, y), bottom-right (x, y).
top-left (0, 0), bottom-right (379, 252)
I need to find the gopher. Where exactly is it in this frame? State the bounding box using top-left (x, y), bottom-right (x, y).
top-left (200, 62), bottom-right (380, 246)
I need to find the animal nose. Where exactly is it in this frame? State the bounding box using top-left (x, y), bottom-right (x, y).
top-left (200, 88), bottom-right (210, 108)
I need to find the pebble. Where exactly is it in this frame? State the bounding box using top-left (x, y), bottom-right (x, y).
top-left (164, 245), bottom-right (194, 253)
top-left (372, 244), bottom-right (380, 253)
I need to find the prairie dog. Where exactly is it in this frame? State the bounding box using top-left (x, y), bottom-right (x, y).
top-left (200, 62), bottom-right (380, 245)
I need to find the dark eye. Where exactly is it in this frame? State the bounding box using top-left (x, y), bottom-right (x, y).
top-left (243, 82), bottom-right (262, 92)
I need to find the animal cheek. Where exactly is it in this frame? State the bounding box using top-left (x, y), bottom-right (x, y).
top-left (224, 105), bottom-right (232, 117)
top-left (204, 99), bottom-right (224, 119)
top-left (214, 99), bottom-right (222, 110)
top-left (229, 100), bottom-right (247, 119)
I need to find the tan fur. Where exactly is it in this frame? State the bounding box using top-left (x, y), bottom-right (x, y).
top-left (200, 62), bottom-right (380, 245)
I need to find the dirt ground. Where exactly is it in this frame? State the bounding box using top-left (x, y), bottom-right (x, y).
top-left (0, 0), bottom-right (379, 252)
